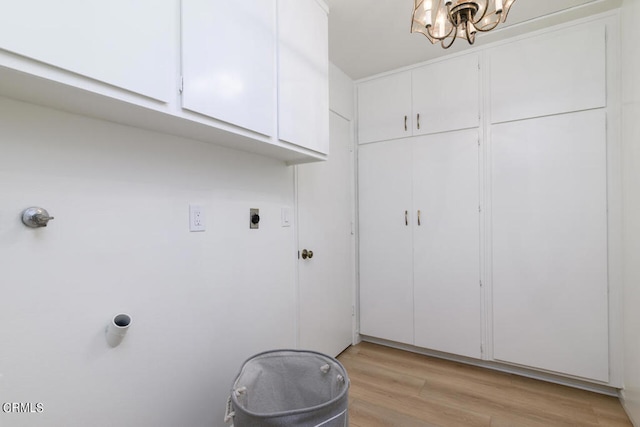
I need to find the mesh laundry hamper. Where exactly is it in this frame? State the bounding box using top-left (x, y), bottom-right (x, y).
top-left (224, 349), bottom-right (349, 427)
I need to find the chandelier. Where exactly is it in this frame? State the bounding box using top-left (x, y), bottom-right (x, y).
top-left (411, 0), bottom-right (516, 49)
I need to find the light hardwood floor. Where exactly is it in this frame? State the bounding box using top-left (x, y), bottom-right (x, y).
top-left (337, 342), bottom-right (633, 427)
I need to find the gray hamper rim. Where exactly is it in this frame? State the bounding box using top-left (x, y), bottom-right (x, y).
top-left (230, 349), bottom-right (349, 419)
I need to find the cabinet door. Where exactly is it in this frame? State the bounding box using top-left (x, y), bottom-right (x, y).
top-left (357, 72), bottom-right (412, 144)
top-left (358, 139), bottom-right (414, 344)
top-left (491, 110), bottom-right (609, 382)
top-left (489, 22), bottom-right (606, 124)
top-left (412, 54), bottom-right (480, 135)
top-left (412, 130), bottom-right (481, 358)
top-left (0, 0), bottom-right (174, 102)
top-left (278, 0), bottom-right (329, 154)
top-left (182, 0), bottom-right (276, 137)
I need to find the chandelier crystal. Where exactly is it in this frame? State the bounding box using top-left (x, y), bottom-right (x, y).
top-left (411, 0), bottom-right (516, 49)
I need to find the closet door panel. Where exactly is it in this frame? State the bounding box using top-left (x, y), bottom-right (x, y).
top-left (0, 0), bottom-right (175, 102)
top-left (491, 110), bottom-right (609, 382)
top-left (277, 0), bottom-right (329, 153)
top-left (412, 129), bottom-right (481, 358)
top-left (489, 22), bottom-right (606, 123)
top-left (412, 54), bottom-right (480, 135)
top-left (182, 0), bottom-right (276, 136)
top-left (357, 72), bottom-right (412, 144)
top-left (358, 139), bottom-right (414, 344)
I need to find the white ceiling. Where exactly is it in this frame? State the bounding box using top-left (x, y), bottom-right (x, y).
top-left (327, 0), bottom-right (621, 80)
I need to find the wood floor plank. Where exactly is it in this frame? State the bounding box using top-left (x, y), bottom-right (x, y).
top-left (349, 381), bottom-right (492, 426)
top-left (418, 371), bottom-right (598, 426)
top-left (339, 353), bottom-right (426, 396)
top-left (349, 398), bottom-right (440, 427)
top-left (337, 342), bottom-right (633, 426)
top-left (352, 342), bottom-right (512, 388)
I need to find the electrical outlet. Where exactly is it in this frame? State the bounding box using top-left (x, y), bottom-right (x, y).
top-left (189, 205), bottom-right (206, 232)
top-left (250, 208), bottom-right (260, 229)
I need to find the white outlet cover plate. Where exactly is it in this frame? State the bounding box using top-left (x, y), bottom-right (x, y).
top-left (189, 204), bottom-right (206, 232)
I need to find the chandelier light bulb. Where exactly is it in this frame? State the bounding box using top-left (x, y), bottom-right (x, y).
top-left (411, 0), bottom-right (517, 49)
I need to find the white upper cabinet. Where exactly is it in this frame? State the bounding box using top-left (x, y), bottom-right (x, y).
top-left (358, 72), bottom-right (413, 144)
top-left (412, 54), bottom-right (480, 136)
top-left (0, 0), bottom-right (175, 102)
top-left (0, 0), bottom-right (329, 163)
top-left (277, 0), bottom-right (330, 154)
top-left (489, 22), bottom-right (606, 123)
top-left (357, 53), bottom-right (480, 144)
top-left (181, 0), bottom-right (276, 137)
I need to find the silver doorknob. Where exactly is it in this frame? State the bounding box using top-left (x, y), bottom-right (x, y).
top-left (301, 249), bottom-right (314, 260)
top-left (21, 207), bottom-right (55, 228)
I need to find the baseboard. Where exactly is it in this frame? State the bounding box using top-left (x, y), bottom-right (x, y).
top-left (620, 390), bottom-right (640, 427)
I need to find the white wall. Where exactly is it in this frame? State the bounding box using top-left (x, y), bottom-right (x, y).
top-left (622, 0), bottom-right (640, 425)
top-left (329, 61), bottom-right (357, 342)
top-left (0, 97), bottom-right (296, 426)
top-left (329, 62), bottom-right (355, 120)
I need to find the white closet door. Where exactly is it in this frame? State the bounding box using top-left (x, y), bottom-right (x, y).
top-left (489, 22), bottom-right (606, 124)
top-left (182, 0), bottom-right (276, 136)
top-left (412, 130), bottom-right (481, 358)
top-left (491, 110), bottom-right (609, 382)
top-left (297, 112), bottom-right (354, 357)
top-left (358, 139), bottom-right (414, 344)
top-left (412, 54), bottom-right (480, 135)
